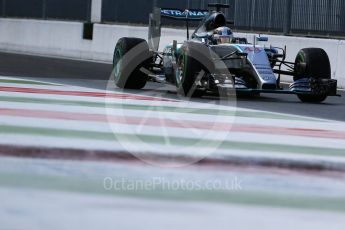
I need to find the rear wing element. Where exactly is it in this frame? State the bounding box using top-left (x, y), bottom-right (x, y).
top-left (208, 3), bottom-right (230, 12)
top-left (148, 7), bottom-right (209, 52)
top-left (160, 9), bottom-right (209, 20)
top-left (148, 7), bottom-right (162, 52)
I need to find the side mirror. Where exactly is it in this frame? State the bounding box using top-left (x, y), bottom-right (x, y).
top-left (256, 36), bottom-right (269, 42)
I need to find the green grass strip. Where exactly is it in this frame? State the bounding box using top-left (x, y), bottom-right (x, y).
top-left (0, 125), bottom-right (344, 157)
top-left (0, 172), bottom-right (345, 212)
top-left (0, 95), bottom-right (316, 121)
top-left (0, 78), bottom-right (61, 86)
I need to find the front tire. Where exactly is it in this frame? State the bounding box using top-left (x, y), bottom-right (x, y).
top-left (113, 37), bottom-right (152, 89)
top-left (175, 47), bottom-right (207, 98)
top-left (294, 48), bottom-right (331, 103)
top-left (297, 94), bottom-right (328, 103)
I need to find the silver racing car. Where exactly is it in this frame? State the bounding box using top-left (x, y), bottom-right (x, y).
top-left (113, 3), bottom-right (339, 103)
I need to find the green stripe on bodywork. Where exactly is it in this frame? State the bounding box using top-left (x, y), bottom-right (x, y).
top-left (0, 125), bottom-right (344, 157)
top-left (0, 95), bottom-right (319, 121)
top-left (0, 78), bottom-right (62, 86)
top-left (0, 172), bottom-right (345, 212)
top-left (235, 44), bottom-right (244, 51)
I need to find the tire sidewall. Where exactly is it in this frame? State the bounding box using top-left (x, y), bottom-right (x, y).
top-left (175, 43), bottom-right (213, 97)
top-left (294, 48), bottom-right (331, 81)
top-left (113, 38), bottom-right (151, 89)
top-left (294, 48), bottom-right (331, 103)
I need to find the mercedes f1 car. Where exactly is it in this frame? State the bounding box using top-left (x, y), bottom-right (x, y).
top-left (113, 3), bottom-right (339, 103)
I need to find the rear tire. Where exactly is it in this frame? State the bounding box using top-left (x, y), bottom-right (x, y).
top-left (294, 48), bottom-right (331, 103)
top-left (113, 37), bottom-right (152, 89)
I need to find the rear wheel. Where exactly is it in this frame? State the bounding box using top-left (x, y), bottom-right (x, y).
top-left (294, 48), bottom-right (331, 103)
top-left (113, 37), bottom-right (152, 89)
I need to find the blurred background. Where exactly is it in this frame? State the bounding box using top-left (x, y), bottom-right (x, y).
top-left (1, 0), bottom-right (345, 37)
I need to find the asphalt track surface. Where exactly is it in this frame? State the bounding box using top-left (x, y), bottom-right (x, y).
top-left (0, 51), bottom-right (344, 121)
top-left (1, 51), bottom-right (345, 230)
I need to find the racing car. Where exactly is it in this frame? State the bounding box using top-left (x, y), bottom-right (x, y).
top-left (112, 3), bottom-right (339, 103)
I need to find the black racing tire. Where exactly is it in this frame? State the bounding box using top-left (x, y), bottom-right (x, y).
top-left (113, 37), bottom-right (152, 89)
top-left (294, 48), bottom-right (331, 103)
top-left (294, 48), bottom-right (331, 81)
top-left (175, 48), bottom-right (206, 98)
top-left (297, 94), bottom-right (328, 103)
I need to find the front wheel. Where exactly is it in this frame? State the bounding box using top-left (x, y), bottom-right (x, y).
top-left (297, 94), bottom-right (328, 103)
top-left (175, 48), bottom-right (206, 98)
top-left (294, 48), bottom-right (331, 103)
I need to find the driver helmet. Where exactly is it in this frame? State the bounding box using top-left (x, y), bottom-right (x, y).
top-left (213, 27), bottom-right (234, 44)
